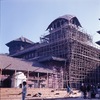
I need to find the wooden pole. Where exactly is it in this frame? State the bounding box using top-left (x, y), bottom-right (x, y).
top-left (37, 73), bottom-right (39, 88)
top-left (47, 72), bottom-right (49, 88)
top-left (0, 69), bottom-right (2, 87)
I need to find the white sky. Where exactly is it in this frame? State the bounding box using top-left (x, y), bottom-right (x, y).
top-left (0, 0), bottom-right (100, 53)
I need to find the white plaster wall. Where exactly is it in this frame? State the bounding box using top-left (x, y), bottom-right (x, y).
top-left (14, 72), bottom-right (27, 88)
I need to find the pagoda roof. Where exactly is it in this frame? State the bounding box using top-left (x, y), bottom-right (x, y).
top-left (97, 30), bottom-right (100, 34)
top-left (6, 36), bottom-right (34, 47)
top-left (47, 14), bottom-right (82, 30)
top-left (96, 41), bottom-right (100, 45)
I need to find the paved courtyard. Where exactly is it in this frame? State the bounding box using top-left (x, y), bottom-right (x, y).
top-left (26, 97), bottom-right (99, 100)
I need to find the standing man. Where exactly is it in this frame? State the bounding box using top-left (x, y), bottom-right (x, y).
top-left (86, 84), bottom-right (91, 99)
top-left (80, 83), bottom-right (84, 98)
top-left (22, 81), bottom-right (27, 100)
top-left (80, 83), bottom-right (87, 98)
top-left (97, 83), bottom-right (100, 98)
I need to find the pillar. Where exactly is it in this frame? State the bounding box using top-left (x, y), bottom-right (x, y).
top-left (61, 67), bottom-right (64, 89)
top-left (27, 70), bottom-right (29, 79)
top-left (37, 73), bottom-right (40, 88)
top-left (47, 72), bottom-right (49, 88)
top-left (11, 70), bottom-right (16, 87)
top-left (0, 69), bottom-right (2, 87)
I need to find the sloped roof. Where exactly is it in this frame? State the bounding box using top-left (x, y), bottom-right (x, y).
top-left (47, 14), bottom-right (82, 30)
top-left (16, 37), bottom-right (33, 43)
top-left (6, 36), bottom-right (34, 46)
top-left (58, 14), bottom-right (76, 20)
top-left (0, 54), bottom-right (52, 73)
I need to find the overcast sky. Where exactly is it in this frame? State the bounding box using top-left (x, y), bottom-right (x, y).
top-left (0, 0), bottom-right (100, 53)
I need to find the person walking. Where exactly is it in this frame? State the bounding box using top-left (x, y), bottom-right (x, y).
top-left (67, 85), bottom-right (71, 94)
top-left (66, 84), bottom-right (72, 97)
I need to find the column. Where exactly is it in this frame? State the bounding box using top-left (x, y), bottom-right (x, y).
top-left (61, 68), bottom-right (63, 89)
top-left (0, 69), bottom-right (2, 87)
top-left (37, 73), bottom-right (40, 88)
top-left (12, 70), bottom-right (16, 88)
top-left (27, 70), bottom-right (29, 80)
top-left (47, 72), bottom-right (49, 88)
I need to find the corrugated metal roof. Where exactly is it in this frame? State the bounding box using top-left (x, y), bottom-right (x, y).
top-left (0, 54), bottom-right (52, 73)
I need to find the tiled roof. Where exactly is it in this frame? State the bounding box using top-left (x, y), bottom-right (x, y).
top-left (0, 54), bottom-right (52, 73)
